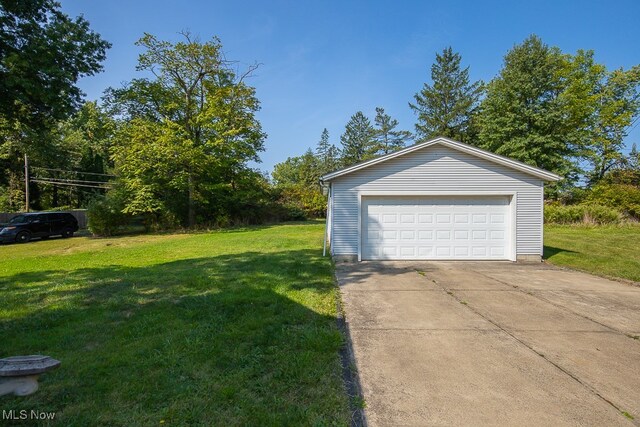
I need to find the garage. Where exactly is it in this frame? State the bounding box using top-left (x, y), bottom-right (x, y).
top-left (320, 137), bottom-right (560, 262)
top-left (362, 196), bottom-right (512, 260)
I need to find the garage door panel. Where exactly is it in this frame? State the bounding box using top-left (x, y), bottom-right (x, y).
top-left (436, 214), bottom-right (451, 224)
top-left (418, 247), bottom-right (433, 256)
top-left (382, 214), bottom-right (398, 224)
top-left (490, 246), bottom-right (505, 256)
top-left (363, 196), bottom-right (511, 260)
top-left (418, 214), bottom-right (434, 223)
top-left (418, 230), bottom-right (433, 240)
top-left (472, 214), bottom-right (488, 224)
top-left (454, 214), bottom-right (470, 224)
top-left (400, 230), bottom-right (415, 240)
top-left (400, 247), bottom-right (416, 256)
top-left (472, 246), bottom-right (488, 256)
top-left (400, 214), bottom-right (416, 223)
top-left (472, 230), bottom-right (487, 240)
top-left (436, 230), bottom-right (451, 240)
top-left (491, 230), bottom-right (505, 240)
top-left (491, 213), bottom-right (506, 223)
top-left (436, 247), bottom-right (451, 257)
top-left (454, 230), bottom-right (468, 240)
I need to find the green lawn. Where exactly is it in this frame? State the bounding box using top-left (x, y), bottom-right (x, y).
top-left (544, 224), bottom-right (640, 282)
top-left (0, 222), bottom-right (350, 426)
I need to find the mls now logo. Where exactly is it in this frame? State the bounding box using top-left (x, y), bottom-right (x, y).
top-left (2, 409), bottom-right (56, 421)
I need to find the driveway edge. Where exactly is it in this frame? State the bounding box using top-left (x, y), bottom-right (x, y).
top-left (333, 268), bottom-right (367, 427)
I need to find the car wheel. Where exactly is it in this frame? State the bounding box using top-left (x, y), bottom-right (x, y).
top-left (15, 231), bottom-right (31, 243)
top-left (62, 228), bottom-right (74, 238)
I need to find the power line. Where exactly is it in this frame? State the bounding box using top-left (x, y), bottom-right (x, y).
top-left (30, 166), bottom-right (116, 177)
top-left (30, 179), bottom-right (112, 189)
top-left (31, 176), bottom-right (113, 185)
top-left (627, 117), bottom-right (640, 134)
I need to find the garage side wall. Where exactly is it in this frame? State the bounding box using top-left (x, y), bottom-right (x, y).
top-left (330, 145), bottom-right (543, 258)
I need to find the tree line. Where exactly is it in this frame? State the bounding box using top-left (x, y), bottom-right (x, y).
top-left (1, 1), bottom-right (288, 232)
top-left (1, 1), bottom-right (639, 230)
top-left (273, 36), bottom-right (640, 218)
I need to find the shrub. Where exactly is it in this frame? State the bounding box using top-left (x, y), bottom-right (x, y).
top-left (587, 183), bottom-right (640, 219)
top-left (544, 203), bottom-right (621, 224)
top-left (276, 185), bottom-right (325, 218)
top-left (87, 193), bottom-right (130, 236)
top-left (582, 204), bottom-right (621, 224)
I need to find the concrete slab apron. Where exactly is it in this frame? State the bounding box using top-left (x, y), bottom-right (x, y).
top-left (336, 262), bottom-right (638, 427)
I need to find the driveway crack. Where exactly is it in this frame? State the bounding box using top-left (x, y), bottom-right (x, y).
top-left (419, 271), bottom-right (638, 425)
top-left (472, 269), bottom-right (639, 340)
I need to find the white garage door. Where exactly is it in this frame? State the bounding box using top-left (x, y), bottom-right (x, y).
top-left (362, 196), bottom-right (512, 260)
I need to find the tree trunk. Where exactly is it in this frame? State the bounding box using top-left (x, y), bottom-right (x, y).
top-left (188, 171), bottom-right (195, 227)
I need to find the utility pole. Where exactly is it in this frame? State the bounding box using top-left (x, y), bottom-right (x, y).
top-left (24, 154), bottom-right (29, 212)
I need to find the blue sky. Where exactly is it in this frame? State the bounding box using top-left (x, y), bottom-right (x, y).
top-left (61, 0), bottom-right (640, 173)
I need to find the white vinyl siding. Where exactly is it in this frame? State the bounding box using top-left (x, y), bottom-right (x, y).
top-left (330, 145), bottom-right (543, 257)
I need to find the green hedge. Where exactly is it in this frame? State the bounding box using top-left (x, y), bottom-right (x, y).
top-left (544, 203), bottom-right (622, 224)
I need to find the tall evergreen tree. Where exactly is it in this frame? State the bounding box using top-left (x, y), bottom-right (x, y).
top-left (374, 107), bottom-right (412, 154)
top-left (477, 35), bottom-right (576, 178)
top-left (315, 128), bottom-right (330, 161)
top-left (326, 144), bottom-right (341, 172)
top-left (340, 111), bottom-right (376, 166)
top-left (409, 47), bottom-right (483, 143)
top-left (314, 128), bottom-right (341, 174)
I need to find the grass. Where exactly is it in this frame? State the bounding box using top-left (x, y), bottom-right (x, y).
top-left (0, 221), bottom-right (350, 426)
top-left (544, 224), bottom-right (640, 282)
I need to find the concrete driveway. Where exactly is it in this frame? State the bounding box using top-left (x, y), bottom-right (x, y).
top-left (336, 261), bottom-right (640, 426)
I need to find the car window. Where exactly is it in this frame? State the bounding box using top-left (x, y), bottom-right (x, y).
top-left (8, 215), bottom-right (27, 224)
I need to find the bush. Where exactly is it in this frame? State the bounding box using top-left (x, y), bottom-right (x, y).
top-left (582, 204), bottom-right (622, 224)
top-left (276, 185), bottom-right (326, 218)
top-left (87, 193), bottom-right (130, 236)
top-left (544, 203), bottom-right (621, 225)
top-left (587, 183), bottom-right (640, 219)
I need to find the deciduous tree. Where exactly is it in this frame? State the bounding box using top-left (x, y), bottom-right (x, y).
top-left (108, 32), bottom-right (265, 226)
top-left (0, 0), bottom-right (109, 142)
top-left (0, 0), bottom-right (109, 210)
top-left (477, 36), bottom-right (576, 179)
top-left (565, 51), bottom-right (640, 184)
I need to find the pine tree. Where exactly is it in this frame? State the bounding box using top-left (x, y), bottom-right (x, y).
top-left (340, 111), bottom-right (377, 166)
top-left (409, 47), bottom-right (483, 143)
top-left (374, 107), bottom-right (412, 154)
top-left (315, 128), bottom-right (330, 162)
top-left (313, 128), bottom-right (341, 174)
top-left (326, 144), bottom-right (341, 172)
top-left (315, 128), bottom-right (332, 174)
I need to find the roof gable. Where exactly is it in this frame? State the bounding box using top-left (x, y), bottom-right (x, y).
top-left (320, 137), bottom-right (561, 182)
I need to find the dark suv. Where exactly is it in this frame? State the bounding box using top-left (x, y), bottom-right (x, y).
top-left (0, 212), bottom-right (79, 243)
